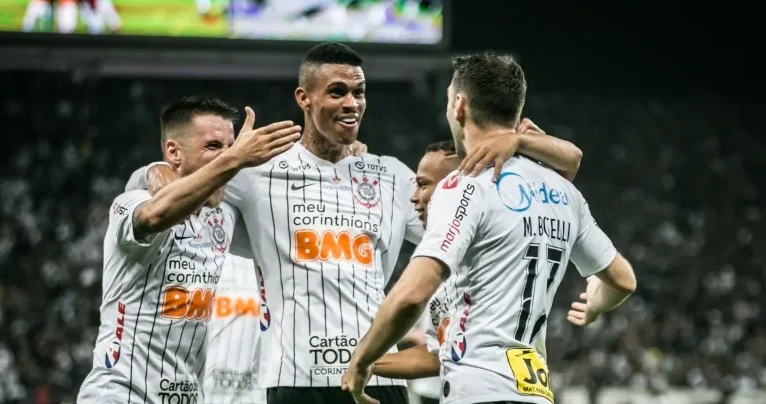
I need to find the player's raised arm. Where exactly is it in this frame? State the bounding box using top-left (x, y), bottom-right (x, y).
top-left (133, 109), bottom-right (301, 240)
top-left (459, 118), bottom-right (583, 182)
top-left (343, 174), bottom-right (484, 400)
top-left (515, 118), bottom-right (582, 181)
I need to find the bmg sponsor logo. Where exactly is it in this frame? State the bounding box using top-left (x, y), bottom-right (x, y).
top-left (213, 296), bottom-right (260, 319)
top-left (309, 335), bottom-right (358, 376)
top-left (429, 296), bottom-right (452, 346)
top-left (294, 230), bottom-right (373, 267)
top-left (104, 301), bottom-right (126, 369)
top-left (440, 183), bottom-right (476, 253)
top-left (496, 172), bottom-right (569, 213)
top-left (160, 286), bottom-right (215, 321)
top-left (158, 379), bottom-right (199, 404)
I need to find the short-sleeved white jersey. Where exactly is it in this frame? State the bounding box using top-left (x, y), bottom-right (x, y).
top-left (204, 254), bottom-right (266, 403)
top-left (224, 143), bottom-right (423, 388)
top-left (78, 190), bottom-right (236, 404)
top-left (409, 275), bottom-right (458, 400)
top-left (412, 156), bottom-right (617, 404)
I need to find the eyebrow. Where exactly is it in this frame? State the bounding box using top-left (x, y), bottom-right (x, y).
top-left (327, 81), bottom-right (366, 88)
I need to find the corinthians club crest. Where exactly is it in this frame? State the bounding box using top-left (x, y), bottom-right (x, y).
top-left (207, 215), bottom-right (229, 253)
top-left (352, 175), bottom-right (380, 209)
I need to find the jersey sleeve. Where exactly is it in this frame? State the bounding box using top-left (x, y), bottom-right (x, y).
top-left (124, 165), bottom-right (148, 192)
top-left (124, 162), bottom-right (172, 192)
top-left (110, 190), bottom-right (169, 250)
top-left (411, 174), bottom-right (485, 275)
top-left (569, 195), bottom-right (618, 277)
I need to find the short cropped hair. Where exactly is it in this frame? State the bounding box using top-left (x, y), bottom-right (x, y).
top-left (299, 42), bottom-right (363, 88)
top-left (425, 140), bottom-right (457, 156)
top-left (159, 96), bottom-right (238, 144)
top-left (451, 52), bottom-right (527, 127)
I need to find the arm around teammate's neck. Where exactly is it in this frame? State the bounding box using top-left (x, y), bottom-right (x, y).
top-left (133, 152), bottom-right (243, 239)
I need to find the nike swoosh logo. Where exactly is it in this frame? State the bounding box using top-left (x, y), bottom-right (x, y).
top-left (291, 183), bottom-right (316, 191)
top-left (175, 234), bottom-right (193, 240)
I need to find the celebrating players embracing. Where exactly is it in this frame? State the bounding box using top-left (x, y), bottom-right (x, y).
top-left (77, 96), bottom-right (301, 404)
top-left (344, 53), bottom-right (637, 404)
top-left (136, 43), bottom-right (587, 404)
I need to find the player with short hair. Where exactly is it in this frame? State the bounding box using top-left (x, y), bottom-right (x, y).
top-left (376, 121), bottom-right (579, 403)
top-left (135, 42), bottom-right (584, 404)
top-left (125, 166), bottom-right (268, 404)
top-left (343, 52), bottom-right (637, 404)
top-left (77, 96), bottom-right (301, 404)
top-left (386, 139), bottom-right (461, 404)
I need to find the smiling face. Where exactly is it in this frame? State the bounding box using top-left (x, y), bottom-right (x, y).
top-left (296, 63), bottom-right (367, 146)
top-left (410, 150), bottom-right (461, 228)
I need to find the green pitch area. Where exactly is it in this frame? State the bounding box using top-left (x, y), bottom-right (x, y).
top-left (0, 0), bottom-right (229, 37)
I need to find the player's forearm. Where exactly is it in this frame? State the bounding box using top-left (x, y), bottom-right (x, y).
top-left (373, 344), bottom-right (440, 379)
top-left (517, 133), bottom-right (582, 181)
top-left (351, 292), bottom-right (427, 369)
top-left (590, 277), bottom-right (633, 314)
top-left (134, 152), bottom-right (242, 236)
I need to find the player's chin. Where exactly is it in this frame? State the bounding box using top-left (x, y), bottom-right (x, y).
top-left (332, 122), bottom-right (360, 144)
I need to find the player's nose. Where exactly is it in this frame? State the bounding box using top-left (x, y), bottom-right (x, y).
top-left (341, 93), bottom-right (359, 109)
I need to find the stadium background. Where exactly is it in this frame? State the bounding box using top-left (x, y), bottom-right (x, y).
top-left (0, 1), bottom-right (763, 403)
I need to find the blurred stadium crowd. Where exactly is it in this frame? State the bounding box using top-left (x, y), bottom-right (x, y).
top-left (0, 71), bottom-right (763, 403)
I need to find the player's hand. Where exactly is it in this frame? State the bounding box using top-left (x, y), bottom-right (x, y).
top-left (459, 132), bottom-right (520, 182)
top-left (229, 106), bottom-right (302, 167)
top-left (341, 363), bottom-right (378, 404)
top-left (516, 117), bottom-right (546, 136)
top-left (146, 163), bottom-right (179, 196)
top-left (567, 276), bottom-right (601, 327)
top-left (348, 140), bottom-right (368, 157)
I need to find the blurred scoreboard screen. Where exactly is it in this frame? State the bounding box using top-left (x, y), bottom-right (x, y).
top-left (0, 0), bottom-right (443, 44)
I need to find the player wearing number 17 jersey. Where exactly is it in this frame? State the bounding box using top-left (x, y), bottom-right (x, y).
top-left (345, 53), bottom-right (637, 404)
top-left (136, 43), bottom-right (586, 404)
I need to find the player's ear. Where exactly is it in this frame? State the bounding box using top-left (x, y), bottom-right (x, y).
top-left (295, 87), bottom-right (310, 111)
top-left (164, 138), bottom-right (183, 167)
top-left (455, 93), bottom-right (467, 123)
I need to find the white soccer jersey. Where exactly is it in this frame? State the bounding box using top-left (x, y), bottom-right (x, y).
top-left (204, 254), bottom-right (266, 404)
top-left (78, 190), bottom-right (236, 404)
top-left (223, 143), bottom-right (423, 388)
top-left (412, 156), bottom-right (617, 404)
top-left (409, 275), bottom-right (458, 400)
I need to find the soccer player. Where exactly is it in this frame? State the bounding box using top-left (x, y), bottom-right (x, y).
top-left (125, 143), bottom-right (369, 404)
top-left (394, 140), bottom-right (462, 404)
top-left (77, 96), bottom-right (301, 404)
top-left (134, 43), bottom-right (584, 404)
top-left (343, 52), bottom-right (637, 404)
top-left (376, 121), bottom-right (579, 402)
top-left (125, 167), bottom-right (269, 404)
top-left (205, 254), bottom-right (267, 403)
